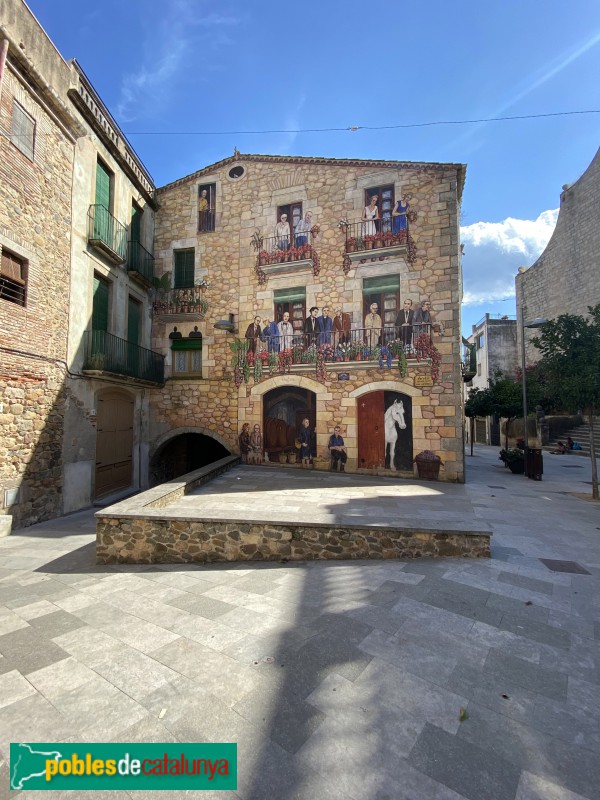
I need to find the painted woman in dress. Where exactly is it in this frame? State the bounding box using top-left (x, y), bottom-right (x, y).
top-left (362, 195), bottom-right (379, 237)
top-left (392, 195), bottom-right (409, 234)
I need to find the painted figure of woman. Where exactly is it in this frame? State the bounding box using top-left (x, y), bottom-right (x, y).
top-left (392, 195), bottom-right (409, 234)
top-left (239, 423), bottom-right (251, 463)
top-left (298, 418), bottom-right (313, 467)
top-left (362, 195), bottom-right (379, 237)
top-left (248, 424), bottom-right (263, 464)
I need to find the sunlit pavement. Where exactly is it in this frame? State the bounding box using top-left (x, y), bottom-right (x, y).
top-left (0, 444), bottom-right (599, 799)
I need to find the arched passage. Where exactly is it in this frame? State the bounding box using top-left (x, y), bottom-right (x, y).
top-left (149, 432), bottom-right (230, 486)
top-left (263, 386), bottom-right (316, 463)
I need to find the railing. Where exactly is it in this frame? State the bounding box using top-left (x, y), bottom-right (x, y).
top-left (198, 209), bottom-right (216, 233)
top-left (152, 287), bottom-right (208, 317)
top-left (344, 219), bottom-right (409, 254)
top-left (88, 205), bottom-right (127, 262)
top-left (83, 330), bottom-right (164, 384)
top-left (0, 275), bottom-right (26, 306)
top-left (127, 240), bottom-right (155, 283)
top-left (257, 232), bottom-right (315, 267)
top-left (244, 324), bottom-right (432, 363)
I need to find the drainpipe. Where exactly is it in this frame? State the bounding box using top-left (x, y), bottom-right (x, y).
top-left (0, 38), bottom-right (8, 102)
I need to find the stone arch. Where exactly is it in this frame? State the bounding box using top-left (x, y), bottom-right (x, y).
top-left (249, 373), bottom-right (331, 399)
top-left (150, 425), bottom-right (231, 460)
top-left (149, 427), bottom-right (231, 486)
top-left (350, 380), bottom-right (422, 398)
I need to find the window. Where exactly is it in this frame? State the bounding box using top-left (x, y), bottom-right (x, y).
top-left (198, 183), bottom-right (216, 232)
top-left (0, 249), bottom-right (27, 306)
top-left (171, 336), bottom-right (202, 377)
top-left (277, 202), bottom-right (303, 240)
top-left (274, 287), bottom-right (306, 334)
top-left (477, 364), bottom-right (482, 376)
top-left (228, 166), bottom-right (245, 180)
top-left (174, 249), bottom-right (195, 288)
top-left (92, 274), bottom-right (110, 331)
top-left (477, 334), bottom-right (485, 349)
top-left (364, 184), bottom-right (394, 233)
top-left (11, 101), bottom-right (35, 160)
top-left (95, 159), bottom-right (113, 211)
top-left (362, 275), bottom-right (400, 329)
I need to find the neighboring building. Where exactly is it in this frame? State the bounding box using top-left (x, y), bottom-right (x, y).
top-left (516, 147), bottom-right (600, 363)
top-left (463, 314), bottom-right (518, 445)
top-left (0, 1), bottom-right (163, 528)
top-left (151, 154), bottom-right (467, 482)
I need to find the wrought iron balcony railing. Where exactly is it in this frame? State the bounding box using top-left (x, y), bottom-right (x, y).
top-left (88, 204), bottom-right (127, 263)
top-left (83, 329), bottom-right (164, 384)
top-left (257, 232), bottom-right (315, 269)
top-left (344, 219), bottom-right (410, 254)
top-left (152, 287), bottom-right (209, 318)
top-left (198, 209), bottom-right (216, 233)
top-left (127, 240), bottom-right (155, 284)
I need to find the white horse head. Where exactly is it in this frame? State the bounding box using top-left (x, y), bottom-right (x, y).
top-left (387, 399), bottom-right (406, 430)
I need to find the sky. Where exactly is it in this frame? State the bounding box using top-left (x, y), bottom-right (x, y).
top-left (24, 0), bottom-right (600, 336)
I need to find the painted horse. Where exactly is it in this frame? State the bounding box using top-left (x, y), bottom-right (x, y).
top-left (384, 399), bottom-right (406, 470)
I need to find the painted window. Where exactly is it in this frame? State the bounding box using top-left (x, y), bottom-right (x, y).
top-left (274, 287), bottom-right (306, 334)
top-left (198, 183), bottom-right (216, 232)
top-left (0, 248), bottom-right (27, 307)
top-left (362, 274), bottom-right (400, 329)
top-left (11, 101), bottom-right (35, 160)
top-left (172, 336), bottom-right (202, 377)
top-left (277, 202), bottom-right (303, 238)
top-left (364, 184), bottom-right (394, 233)
top-left (174, 249), bottom-right (195, 288)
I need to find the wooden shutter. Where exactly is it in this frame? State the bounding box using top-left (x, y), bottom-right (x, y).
top-left (92, 275), bottom-right (109, 331)
top-left (127, 297), bottom-right (141, 344)
top-left (1, 251), bottom-right (25, 283)
top-left (12, 102), bottom-right (35, 160)
top-left (95, 161), bottom-right (111, 209)
top-left (174, 250), bottom-right (194, 288)
top-left (131, 203), bottom-right (141, 243)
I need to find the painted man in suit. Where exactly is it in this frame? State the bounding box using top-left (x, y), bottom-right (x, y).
top-left (395, 298), bottom-right (414, 351)
top-left (244, 316), bottom-right (262, 354)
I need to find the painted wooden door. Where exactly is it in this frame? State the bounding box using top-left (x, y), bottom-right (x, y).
top-left (357, 391), bottom-right (385, 469)
top-left (95, 391), bottom-right (134, 498)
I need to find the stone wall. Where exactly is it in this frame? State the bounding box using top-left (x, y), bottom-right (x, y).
top-left (516, 147), bottom-right (600, 363)
top-left (152, 156), bottom-right (465, 482)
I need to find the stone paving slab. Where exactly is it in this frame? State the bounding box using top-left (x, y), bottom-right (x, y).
top-left (0, 446), bottom-right (599, 798)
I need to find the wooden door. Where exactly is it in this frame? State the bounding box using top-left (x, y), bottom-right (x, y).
top-left (357, 391), bottom-right (385, 469)
top-left (95, 392), bottom-right (134, 498)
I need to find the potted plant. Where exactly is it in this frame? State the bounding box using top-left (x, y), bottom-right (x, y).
top-left (415, 450), bottom-right (443, 480)
top-left (499, 448), bottom-right (525, 474)
top-left (258, 250), bottom-right (268, 266)
top-left (346, 237), bottom-right (356, 253)
top-left (364, 235), bottom-right (375, 250)
top-left (383, 231), bottom-right (394, 247)
top-left (250, 230), bottom-right (263, 252)
top-left (374, 233), bottom-right (383, 248)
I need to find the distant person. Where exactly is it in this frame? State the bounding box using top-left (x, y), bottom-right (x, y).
top-left (567, 436), bottom-right (582, 451)
top-left (551, 441), bottom-right (567, 455)
top-left (298, 417), bottom-right (313, 467)
top-left (328, 426), bottom-right (347, 472)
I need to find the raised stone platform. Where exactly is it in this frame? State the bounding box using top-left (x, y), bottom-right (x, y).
top-left (96, 460), bottom-right (491, 563)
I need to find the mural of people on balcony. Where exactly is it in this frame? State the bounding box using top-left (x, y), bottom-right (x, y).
top-left (395, 298), bottom-right (414, 351)
top-left (275, 213), bottom-right (290, 250)
top-left (261, 317), bottom-right (279, 352)
top-left (333, 308), bottom-right (352, 345)
top-left (365, 302), bottom-right (383, 348)
top-left (317, 306), bottom-right (333, 345)
top-left (244, 316), bottom-right (262, 354)
top-left (277, 311), bottom-right (294, 351)
top-left (413, 299), bottom-right (433, 340)
top-left (305, 306), bottom-right (319, 346)
top-left (392, 195), bottom-right (410, 234)
top-left (294, 211), bottom-right (312, 247)
top-left (362, 195), bottom-right (379, 237)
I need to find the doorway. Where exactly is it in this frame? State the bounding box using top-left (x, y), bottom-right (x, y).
top-left (357, 390), bottom-right (413, 471)
top-left (263, 386), bottom-right (316, 463)
top-left (95, 391), bottom-right (134, 498)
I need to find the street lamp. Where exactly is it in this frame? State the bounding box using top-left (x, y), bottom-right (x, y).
top-left (520, 307), bottom-right (547, 476)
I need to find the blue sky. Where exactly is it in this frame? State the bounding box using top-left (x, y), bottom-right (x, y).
top-left (25, 0), bottom-right (600, 335)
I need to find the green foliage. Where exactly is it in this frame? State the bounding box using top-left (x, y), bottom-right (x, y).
top-left (464, 387), bottom-right (495, 419)
top-left (499, 448), bottom-right (524, 464)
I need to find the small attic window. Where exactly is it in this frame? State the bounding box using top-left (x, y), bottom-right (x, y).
top-left (228, 165), bottom-right (245, 180)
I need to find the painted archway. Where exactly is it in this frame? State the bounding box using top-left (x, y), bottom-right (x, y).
top-left (262, 386), bottom-right (317, 463)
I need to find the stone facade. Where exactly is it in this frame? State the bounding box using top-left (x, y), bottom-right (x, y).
top-left (516, 147), bottom-right (600, 363)
top-left (152, 155), bottom-right (466, 482)
top-left (0, 3), bottom-right (80, 527)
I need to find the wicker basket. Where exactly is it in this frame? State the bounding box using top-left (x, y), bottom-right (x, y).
top-left (415, 451), bottom-right (442, 480)
top-left (312, 456), bottom-right (330, 471)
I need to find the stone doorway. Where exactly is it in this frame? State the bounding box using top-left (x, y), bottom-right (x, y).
top-left (263, 386), bottom-right (316, 464)
top-left (357, 390), bottom-right (413, 471)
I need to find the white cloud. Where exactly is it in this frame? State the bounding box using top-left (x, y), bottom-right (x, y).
top-left (117, 1), bottom-right (240, 123)
top-left (460, 209), bottom-right (558, 306)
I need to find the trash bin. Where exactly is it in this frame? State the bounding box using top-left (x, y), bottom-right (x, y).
top-left (526, 447), bottom-right (543, 481)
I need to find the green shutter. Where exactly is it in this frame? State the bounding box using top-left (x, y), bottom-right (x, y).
top-left (127, 297), bottom-right (141, 344)
top-left (171, 337), bottom-right (202, 350)
top-left (131, 203), bottom-right (141, 243)
top-left (363, 274), bottom-right (400, 293)
top-left (174, 249), bottom-right (195, 288)
top-left (92, 276), bottom-right (109, 332)
top-left (95, 161), bottom-right (111, 209)
top-left (274, 287), bottom-right (306, 303)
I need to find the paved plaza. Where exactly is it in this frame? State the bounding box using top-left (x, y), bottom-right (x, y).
top-left (0, 445), bottom-right (599, 799)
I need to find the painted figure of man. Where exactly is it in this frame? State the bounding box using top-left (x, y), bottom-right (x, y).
top-left (275, 213), bottom-right (290, 250)
top-left (277, 311), bottom-right (294, 351)
top-left (328, 426), bottom-right (347, 472)
top-left (413, 299), bottom-right (433, 340)
top-left (261, 317), bottom-right (279, 353)
top-left (294, 211), bottom-right (312, 248)
top-left (333, 307), bottom-right (352, 346)
top-left (395, 298), bottom-right (414, 351)
top-left (305, 306), bottom-right (319, 347)
top-left (244, 316), bottom-right (262, 354)
top-left (317, 305), bottom-right (333, 346)
top-left (248, 424), bottom-right (263, 464)
top-left (365, 302), bottom-right (382, 348)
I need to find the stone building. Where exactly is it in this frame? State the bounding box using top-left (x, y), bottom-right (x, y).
top-left (151, 154), bottom-right (466, 482)
top-left (0, 1), bottom-right (162, 529)
top-left (516, 146), bottom-right (600, 363)
top-left (463, 314), bottom-right (518, 445)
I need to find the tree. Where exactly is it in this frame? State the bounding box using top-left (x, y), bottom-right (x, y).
top-left (464, 387), bottom-right (494, 456)
top-left (532, 305), bottom-right (600, 500)
top-left (488, 372), bottom-right (524, 451)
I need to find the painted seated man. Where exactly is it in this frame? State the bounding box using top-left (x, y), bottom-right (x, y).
top-left (328, 426), bottom-right (347, 472)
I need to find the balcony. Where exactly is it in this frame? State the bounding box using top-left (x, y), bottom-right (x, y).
top-left (127, 240), bottom-right (155, 286)
top-left (88, 205), bottom-right (127, 264)
top-left (344, 219), bottom-right (416, 268)
top-left (82, 330), bottom-right (164, 385)
top-left (153, 287), bottom-right (209, 322)
top-left (256, 232), bottom-right (317, 278)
